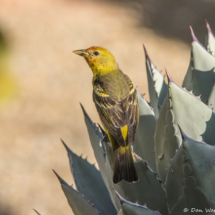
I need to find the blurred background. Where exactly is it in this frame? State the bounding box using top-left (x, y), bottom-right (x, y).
top-left (0, 0), bottom-right (214, 214)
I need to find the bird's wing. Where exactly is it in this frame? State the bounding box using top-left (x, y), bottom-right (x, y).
top-left (124, 75), bottom-right (139, 145)
top-left (93, 78), bottom-right (139, 147)
top-left (93, 84), bottom-right (127, 147)
top-left (126, 88), bottom-right (139, 145)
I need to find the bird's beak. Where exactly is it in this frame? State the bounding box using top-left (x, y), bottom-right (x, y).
top-left (73, 49), bottom-right (89, 57)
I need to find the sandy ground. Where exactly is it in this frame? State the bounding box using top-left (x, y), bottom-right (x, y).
top-left (0, 0), bottom-right (191, 214)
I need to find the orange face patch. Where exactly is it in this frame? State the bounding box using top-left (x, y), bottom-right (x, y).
top-left (74, 46), bottom-right (118, 76)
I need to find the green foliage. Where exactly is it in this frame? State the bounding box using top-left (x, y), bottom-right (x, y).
top-left (37, 21), bottom-right (215, 215)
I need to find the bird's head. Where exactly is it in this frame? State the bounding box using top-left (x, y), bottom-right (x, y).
top-left (73, 46), bottom-right (118, 76)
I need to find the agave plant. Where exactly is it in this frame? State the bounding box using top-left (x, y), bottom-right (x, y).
top-left (35, 21), bottom-right (215, 215)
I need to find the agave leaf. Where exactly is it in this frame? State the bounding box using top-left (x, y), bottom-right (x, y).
top-left (144, 46), bottom-right (167, 117)
top-left (105, 146), bottom-right (122, 211)
top-left (166, 130), bottom-right (215, 215)
top-left (61, 140), bottom-right (117, 215)
top-left (53, 170), bottom-right (100, 215)
top-left (80, 104), bottom-right (107, 185)
top-left (208, 83), bottom-right (215, 112)
top-left (182, 61), bottom-right (193, 92)
top-left (191, 68), bottom-right (215, 103)
top-left (205, 21), bottom-right (215, 56)
top-left (116, 154), bottom-right (168, 214)
top-left (192, 42), bottom-right (215, 71)
top-left (80, 104), bottom-right (121, 210)
top-left (104, 141), bottom-right (168, 215)
top-left (115, 190), bottom-right (161, 215)
top-left (169, 75), bottom-right (215, 145)
top-left (95, 134), bottom-right (124, 211)
top-left (82, 103), bottom-right (167, 213)
top-left (33, 209), bottom-right (41, 215)
top-left (154, 93), bottom-right (182, 184)
top-left (182, 27), bottom-right (215, 102)
top-left (134, 92), bottom-right (156, 171)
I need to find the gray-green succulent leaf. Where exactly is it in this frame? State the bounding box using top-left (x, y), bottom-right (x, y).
top-left (102, 138), bottom-right (168, 215)
top-left (208, 83), bottom-right (215, 112)
top-left (80, 104), bottom-right (121, 211)
top-left (168, 76), bottom-right (215, 145)
top-left (183, 27), bottom-right (215, 103)
top-left (205, 21), bottom-right (215, 56)
top-left (115, 190), bottom-right (161, 215)
top-left (166, 129), bottom-right (215, 215)
top-left (144, 45), bottom-right (167, 118)
top-left (80, 104), bottom-right (108, 186)
top-left (154, 92), bottom-right (182, 184)
top-left (61, 140), bottom-right (117, 215)
top-left (53, 170), bottom-right (100, 215)
top-left (134, 92), bottom-right (156, 171)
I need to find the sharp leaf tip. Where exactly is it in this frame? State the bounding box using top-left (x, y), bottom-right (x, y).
top-left (143, 44), bottom-right (151, 61)
top-left (189, 26), bottom-right (198, 42)
top-left (165, 68), bottom-right (173, 83)
top-left (205, 20), bottom-right (212, 34)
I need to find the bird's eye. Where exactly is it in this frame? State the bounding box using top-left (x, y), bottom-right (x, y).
top-left (94, 51), bottom-right (100, 56)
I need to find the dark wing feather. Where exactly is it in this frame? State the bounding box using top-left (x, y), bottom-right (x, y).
top-left (93, 86), bottom-right (127, 147)
top-left (123, 74), bottom-right (139, 145)
top-left (93, 77), bottom-right (139, 147)
top-left (127, 91), bottom-right (139, 145)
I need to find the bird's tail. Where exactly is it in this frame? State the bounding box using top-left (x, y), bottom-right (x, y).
top-left (113, 144), bottom-right (139, 184)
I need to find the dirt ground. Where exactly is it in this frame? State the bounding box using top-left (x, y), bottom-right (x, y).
top-left (0, 0), bottom-right (195, 214)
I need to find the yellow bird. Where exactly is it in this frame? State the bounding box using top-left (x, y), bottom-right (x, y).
top-left (73, 46), bottom-right (139, 184)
